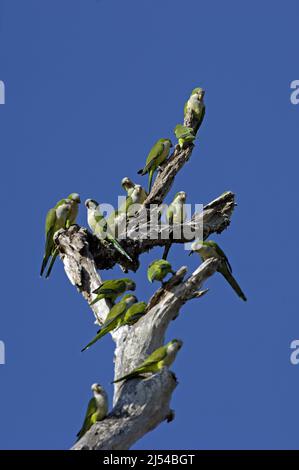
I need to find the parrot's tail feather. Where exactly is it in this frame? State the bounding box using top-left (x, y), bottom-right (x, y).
top-left (109, 237), bottom-right (132, 262)
top-left (162, 243), bottom-right (171, 260)
top-left (223, 271), bottom-right (247, 302)
top-left (148, 170), bottom-right (154, 193)
top-left (81, 328), bottom-right (107, 352)
top-left (40, 256), bottom-right (49, 277)
top-left (45, 250), bottom-right (58, 278)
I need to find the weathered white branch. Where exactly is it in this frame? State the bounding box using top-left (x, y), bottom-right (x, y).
top-left (55, 191), bottom-right (235, 275)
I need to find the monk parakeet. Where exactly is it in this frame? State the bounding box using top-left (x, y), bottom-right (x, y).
top-left (184, 88), bottom-right (205, 133)
top-left (138, 138), bottom-right (173, 192)
top-left (174, 124), bottom-right (195, 148)
top-left (40, 200), bottom-right (73, 277)
top-left (113, 339), bottom-right (183, 383)
top-left (43, 193), bottom-right (81, 278)
top-left (82, 294), bottom-right (138, 351)
top-left (55, 193), bottom-right (81, 228)
top-left (120, 184), bottom-right (147, 217)
top-left (108, 184), bottom-right (147, 237)
top-left (85, 199), bottom-right (132, 262)
top-left (189, 240), bottom-right (247, 301)
top-left (76, 383), bottom-right (108, 440)
top-left (121, 177), bottom-right (148, 202)
top-left (162, 191), bottom-right (187, 260)
top-left (147, 259), bottom-right (175, 283)
top-left (90, 278), bottom-right (136, 306)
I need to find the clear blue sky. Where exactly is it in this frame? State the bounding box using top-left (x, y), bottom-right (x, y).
top-left (0, 0), bottom-right (298, 450)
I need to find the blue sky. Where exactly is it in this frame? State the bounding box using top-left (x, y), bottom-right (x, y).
top-left (0, 0), bottom-right (299, 449)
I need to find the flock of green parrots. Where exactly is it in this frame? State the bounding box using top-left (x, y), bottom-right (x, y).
top-left (40, 88), bottom-right (247, 439)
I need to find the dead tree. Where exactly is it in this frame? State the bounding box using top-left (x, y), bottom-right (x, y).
top-left (53, 90), bottom-right (236, 450)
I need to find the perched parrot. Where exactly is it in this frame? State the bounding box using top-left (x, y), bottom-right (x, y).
top-left (85, 199), bottom-right (132, 262)
top-left (113, 339), bottom-right (183, 383)
top-left (40, 200), bottom-right (72, 277)
top-left (90, 278), bottom-right (136, 306)
top-left (184, 87), bottom-right (205, 133)
top-left (76, 383), bottom-right (108, 440)
top-left (81, 294), bottom-right (138, 351)
top-left (121, 177), bottom-right (148, 202)
top-left (108, 184), bottom-right (147, 238)
top-left (147, 259), bottom-right (175, 283)
top-left (174, 124), bottom-right (195, 148)
top-left (189, 240), bottom-right (247, 301)
top-left (162, 191), bottom-right (187, 260)
top-left (138, 138), bottom-right (173, 192)
top-left (119, 184), bottom-right (147, 217)
top-left (43, 193), bottom-right (81, 278)
top-left (55, 193), bottom-right (81, 228)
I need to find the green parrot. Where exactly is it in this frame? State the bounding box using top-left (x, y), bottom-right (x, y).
top-left (90, 278), bottom-right (136, 306)
top-left (81, 294), bottom-right (138, 351)
top-left (55, 193), bottom-right (81, 228)
top-left (85, 199), bottom-right (132, 262)
top-left (113, 339), bottom-right (183, 383)
top-left (147, 259), bottom-right (175, 283)
top-left (43, 193), bottom-right (81, 278)
top-left (40, 200), bottom-right (72, 277)
top-left (189, 240), bottom-right (247, 301)
top-left (184, 87), bottom-right (205, 133)
top-left (123, 301), bottom-right (147, 325)
top-left (174, 124), bottom-right (195, 148)
top-left (118, 184), bottom-right (147, 218)
top-left (138, 138), bottom-right (173, 192)
top-left (108, 184), bottom-right (147, 238)
top-left (162, 191), bottom-right (187, 260)
top-left (121, 177), bottom-right (148, 202)
top-left (76, 383), bottom-right (108, 440)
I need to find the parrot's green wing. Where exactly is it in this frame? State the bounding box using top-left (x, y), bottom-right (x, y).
top-left (77, 397), bottom-right (97, 439)
top-left (93, 280), bottom-right (125, 296)
top-left (166, 205), bottom-right (174, 224)
top-left (174, 124), bottom-right (194, 140)
top-left (139, 344), bottom-right (168, 368)
top-left (45, 207), bottom-right (57, 235)
top-left (147, 261), bottom-right (158, 282)
top-left (54, 198), bottom-right (67, 209)
top-left (124, 302), bottom-right (147, 325)
top-left (40, 208), bottom-right (57, 276)
top-left (103, 301), bottom-right (127, 328)
top-left (144, 141), bottom-right (164, 170)
top-left (204, 241), bottom-right (232, 273)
